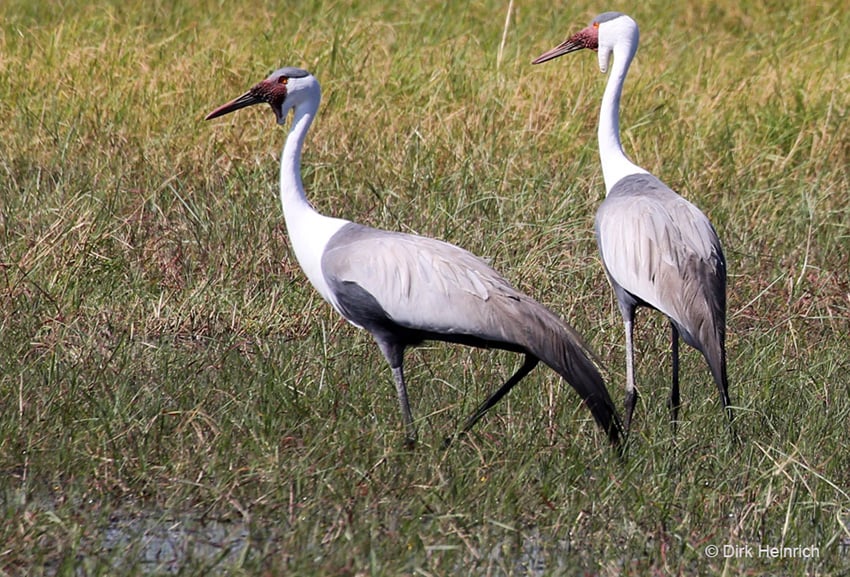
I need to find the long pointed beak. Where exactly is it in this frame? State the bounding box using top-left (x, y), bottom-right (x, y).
top-left (205, 90), bottom-right (263, 121)
top-left (532, 37), bottom-right (585, 65)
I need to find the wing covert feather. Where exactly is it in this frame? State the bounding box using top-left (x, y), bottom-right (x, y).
top-left (596, 176), bottom-right (726, 343)
top-left (321, 225), bottom-right (532, 341)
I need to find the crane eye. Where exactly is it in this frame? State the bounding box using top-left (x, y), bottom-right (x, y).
top-left (593, 21), bottom-right (599, 28)
top-left (278, 76), bottom-right (289, 85)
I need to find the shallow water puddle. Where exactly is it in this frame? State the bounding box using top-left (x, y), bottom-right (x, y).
top-left (91, 512), bottom-right (250, 573)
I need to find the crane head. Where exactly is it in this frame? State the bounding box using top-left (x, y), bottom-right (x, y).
top-left (205, 67), bottom-right (316, 125)
top-left (532, 12), bottom-right (638, 74)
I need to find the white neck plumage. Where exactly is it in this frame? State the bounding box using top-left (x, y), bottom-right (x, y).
top-left (597, 37), bottom-right (649, 193)
top-left (279, 101), bottom-right (317, 215)
top-left (277, 95), bottom-right (350, 308)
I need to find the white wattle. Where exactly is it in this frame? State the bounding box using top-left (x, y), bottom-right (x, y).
top-left (279, 98), bottom-right (349, 308)
top-left (597, 27), bottom-right (649, 193)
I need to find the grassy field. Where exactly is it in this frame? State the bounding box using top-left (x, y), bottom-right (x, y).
top-left (1, 0), bottom-right (849, 574)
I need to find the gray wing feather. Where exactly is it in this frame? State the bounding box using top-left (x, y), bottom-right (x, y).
top-left (596, 175), bottom-right (726, 348)
top-left (322, 224), bottom-right (532, 340)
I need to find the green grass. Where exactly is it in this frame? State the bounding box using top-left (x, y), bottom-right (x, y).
top-left (2, 0), bottom-right (849, 574)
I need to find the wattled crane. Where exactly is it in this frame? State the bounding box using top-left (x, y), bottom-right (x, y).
top-left (206, 67), bottom-right (623, 447)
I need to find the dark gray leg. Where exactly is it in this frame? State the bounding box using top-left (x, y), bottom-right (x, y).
top-left (461, 354), bottom-right (539, 434)
top-left (443, 354), bottom-right (538, 447)
top-left (390, 365), bottom-right (416, 448)
top-left (669, 322), bottom-right (681, 434)
top-left (712, 340), bottom-right (736, 441)
top-left (375, 338), bottom-right (416, 447)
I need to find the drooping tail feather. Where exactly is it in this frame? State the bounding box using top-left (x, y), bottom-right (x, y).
top-left (523, 304), bottom-right (623, 445)
top-left (702, 328), bottom-right (734, 426)
top-left (548, 330), bottom-right (623, 445)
